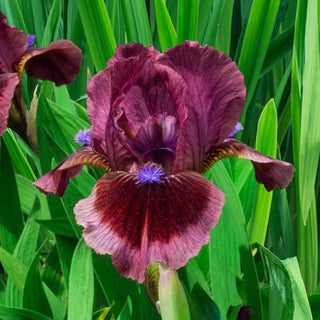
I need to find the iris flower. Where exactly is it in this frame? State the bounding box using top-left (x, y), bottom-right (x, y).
top-left (34, 41), bottom-right (294, 283)
top-left (0, 11), bottom-right (82, 137)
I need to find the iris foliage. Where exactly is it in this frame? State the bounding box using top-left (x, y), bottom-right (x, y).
top-left (0, 0), bottom-right (319, 319)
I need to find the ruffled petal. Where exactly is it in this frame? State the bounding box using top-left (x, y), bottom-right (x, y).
top-left (87, 43), bottom-right (187, 171)
top-left (22, 40), bottom-right (82, 86)
top-left (0, 14), bottom-right (27, 72)
top-left (74, 171), bottom-right (225, 283)
top-left (202, 138), bottom-right (295, 191)
top-left (33, 146), bottom-right (110, 197)
top-left (107, 42), bottom-right (159, 67)
top-left (158, 41), bottom-right (246, 172)
top-left (0, 72), bottom-right (19, 136)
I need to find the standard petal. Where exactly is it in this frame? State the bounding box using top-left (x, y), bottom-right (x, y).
top-left (33, 146), bottom-right (110, 197)
top-left (0, 72), bottom-right (19, 136)
top-left (87, 43), bottom-right (182, 171)
top-left (107, 42), bottom-right (159, 67)
top-left (0, 15), bottom-right (27, 72)
top-left (74, 170), bottom-right (225, 283)
top-left (202, 138), bottom-right (295, 191)
top-left (22, 40), bottom-right (82, 86)
top-left (158, 41), bottom-right (246, 171)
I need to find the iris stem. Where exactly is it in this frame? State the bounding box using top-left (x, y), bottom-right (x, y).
top-left (158, 264), bottom-right (191, 320)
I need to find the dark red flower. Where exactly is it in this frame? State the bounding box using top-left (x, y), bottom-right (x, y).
top-left (0, 11), bottom-right (82, 136)
top-left (33, 41), bottom-right (294, 283)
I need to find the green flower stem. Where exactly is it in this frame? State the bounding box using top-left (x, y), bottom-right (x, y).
top-left (158, 264), bottom-right (190, 320)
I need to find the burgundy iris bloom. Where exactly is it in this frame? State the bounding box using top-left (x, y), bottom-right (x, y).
top-left (33, 41), bottom-right (294, 283)
top-left (0, 11), bottom-right (82, 136)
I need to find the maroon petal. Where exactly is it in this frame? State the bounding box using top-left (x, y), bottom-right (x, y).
top-left (0, 72), bottom-right (19, 136)
top-left (107, 42), bottom-right (159, 67)
top-left (23, 40), bottom-right (82, 86)
top-left (158, 41), bottom-right (246, 172)
top-left (87, 43), bottom-right (185, 171)
top-left (0, 14), bottom-right (27, 72)
top-left (74, 170), bottom-right (225, 283)
top-left (33, 146), bottom-right (110, 197)
top-left (203, 138), bottom-right (295, 191)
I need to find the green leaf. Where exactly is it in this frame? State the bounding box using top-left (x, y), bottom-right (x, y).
top-left (177, 0), bottom-right (199, 43)
top-left (2, 130), bottom-right (36, 181)
top-left (119, 0), bottom-right (139, 43)
top-left (202, 0), bottom-right (227, 47)
top-left (130, 0), bottom-right (152, 46)
top-left (205, 161), bottom-right (262, 319)
top-left (261, 26), bottom-right (294, 76)
top-left (0, 138), bottom-right (24, 254)
top-left (238, 0), bottom-right (281, 124)
top-left (67, 239), bottom-right (94, 320)
top-left (282, 258), bottom-right (313, 319)
top-left (117, 296), bottom-right (132, 320)
top-left (158, 265), bottom-right (190, 320)
top-left (248, 99), bottom-right (277, 245)
top-left (189, 283), bottom-right (220, 320)
top-left (298, 0), bottom-right (320, 221)
top-left (23, 243), bottom-right (52, 318)
top-left (41, 0), bottom-right (61, 46)
top-left (0, 247), bottom-right (27, 291)
top-left (255, 245), bottom-right (294, 319)
top-left (36, 217), bottom-right (77, 238)
top-left (309, 293), bottom-right (320, 320)
top-left (154, 0), bottom-right (177, 51)
top-left (77, 0), bottom-right (116, 71)
top-left (0, 306), bottom-right (52, 320)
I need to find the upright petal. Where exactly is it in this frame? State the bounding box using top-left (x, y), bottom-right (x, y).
top-left (33, 146), bottom-right (110, 197)
top-left (158, 41), bottom-right (246, 172)
top-left (22, 40), bottom-right (82, 86)
top-left (202, 138), bottom-right (295, 191)
top-left (74, 170), bottom-right (225, 283)
top-left (0, 72), bottom-right (19, 136)
top-left (0, 14), bottom-right (27, 72)
top-left (86, 43), bottom-right (187, 171)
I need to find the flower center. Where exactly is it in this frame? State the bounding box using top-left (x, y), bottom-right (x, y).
top-left (135, 163), bottom-right (165, 184)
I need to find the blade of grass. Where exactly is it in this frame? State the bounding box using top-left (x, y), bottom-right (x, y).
top-left (213, 0), bottom-right (235, 54)
top-left (237, 0), bottom-right (281, 125)
top-left (282, 257), bottom-right (313, 319)
top-left (119, 0), bottom-right (139, 43)
top-left (68, 239), bottom-right (94, 320)
top-left (298, 0), bottom-right (320, 220)
top-left (248, 99), bottom-right (277, 245)
top-left (202, 0), bottom-right (227, 47)
top-left (41, 0), bottom-right (61, 46)
top-left (154, 0), bottom-right (177, 51)
top-left (77, 0), bottom-right (116, 71)
top-left (177, 0), bottom-right (199, 43)
top-left (130, 0), bottom-right (152, 45)
top-left (0, 138), bottom-right (24, 254)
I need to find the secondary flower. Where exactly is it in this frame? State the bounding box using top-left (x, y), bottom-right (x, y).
top-left (0, 11), bottom-right (82, 137)
top-left (33, 41), bottom-right (294, 283)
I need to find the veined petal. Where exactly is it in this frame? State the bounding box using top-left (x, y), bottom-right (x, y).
top-left (74, 170), bottom-right (225, 283)
top-left (0, 14), bottom-right (27, 72)
top-left (202, 138), bottom-right (295, 191)
top-left (22, 40), bottom-right (82, 86)
top-left (107, 42), bottom-right (159, 67)
top-left (33, 146), bottom-right (110, 197)
top-left (0, 72), bottom-right (19, 136)
top-left (158, 41), bottom-right (246, 172)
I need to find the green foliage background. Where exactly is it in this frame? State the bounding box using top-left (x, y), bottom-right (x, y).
top-left (0, 0), bottom-right (319, 319)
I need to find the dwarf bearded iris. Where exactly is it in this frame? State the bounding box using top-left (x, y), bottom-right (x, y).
top-left (34, 41), bottom-right (294, 283)
top-left (0, 11), bottom-right (82, 137)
